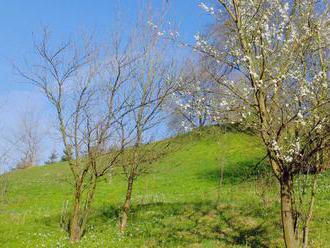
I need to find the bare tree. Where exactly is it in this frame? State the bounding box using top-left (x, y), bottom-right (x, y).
top-left (117, 18), bottom-right (177, 231)
top-left (0, 150), bottom-right (10, 203)
top-left (17, 30), bottom-right (133, 242)
top-left (12, 112), bottom-right (43, 169)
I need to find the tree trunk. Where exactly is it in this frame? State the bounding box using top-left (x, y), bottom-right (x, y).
top-left (280, 174), bottom-right (298, 248)
top-left (302, 226), bottom-right (309, 248)
top-left (69, 175), bottom-right (97, 242)
top-left (302, 175), bottom-right (317, 248)
top-left (69, 189), bottom-right (82, 242)
top-left (69, 177), bottom-right (86, 243)
top-left (120, 174), bottom-right (134, 232)
top-left (80, 177), bottom-right (97, 238)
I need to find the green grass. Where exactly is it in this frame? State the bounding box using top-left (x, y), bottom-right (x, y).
top-left (0, 127), bottom-right (329, 247)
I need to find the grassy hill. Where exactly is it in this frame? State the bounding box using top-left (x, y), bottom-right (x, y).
top-left (0, 128), bottom-right (329, 247)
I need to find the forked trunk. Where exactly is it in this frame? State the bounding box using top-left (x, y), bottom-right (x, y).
top-left (280, 174), bottom-right (298, 248)
top-left (120, 175), bottom-right (134, 232)
top-left (69, 175), bottom-right (97, 242)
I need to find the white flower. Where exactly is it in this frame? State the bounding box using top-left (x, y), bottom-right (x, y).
top-left (272, 140), bottom-right (280, 152)
top-left (220, 100), bottom-right (228, 106)
top-left (284, 155), bottom-right (293, 163)
top-left (198, 2), bottom-right (215, 15)
top-left (315, 123), bottom-right (323, 130)
top-left (147, 21), bottom-right (158, 30)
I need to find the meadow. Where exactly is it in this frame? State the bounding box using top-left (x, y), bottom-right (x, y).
top-left (0, 128), bottom-right (329, 247)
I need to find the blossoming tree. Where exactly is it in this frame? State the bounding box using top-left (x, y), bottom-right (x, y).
top-left (193, 1), bottom-right (330, 247)
top-left (170, 60), bottom-right (222, 131)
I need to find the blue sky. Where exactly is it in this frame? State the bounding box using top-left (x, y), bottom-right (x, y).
top-left (0, 0), bottom-right (211, 90)
top-left (0, 0), bottom-right (212, 169)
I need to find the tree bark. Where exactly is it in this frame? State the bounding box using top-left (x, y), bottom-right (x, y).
top-left (80, 176), bottom-right (97, 238)
top-left (280, 174), bottom-right (298, 248)
top-left (69, 187), bottom-right (83, 242)
top-left (120, 174), bottom-right (134, 232)
top-left (302, 223), bottom-right (309, 248)
top-left (302, 175), bottom-right (317, 248)
top-left (69, 172), bottom-right (98, 242)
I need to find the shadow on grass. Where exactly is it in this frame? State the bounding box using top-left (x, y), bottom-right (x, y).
top-left (96, 201), bottom-right (274, 247)
top-left (198, 157), bottom-right (270, 184)
top-left (98, 204), bottom-right (120, 220)
top-left (35, 199), bottom-right (278, 247)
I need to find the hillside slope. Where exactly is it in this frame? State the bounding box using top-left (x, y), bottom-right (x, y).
top-left (0, 128), bottom-right (329, 248)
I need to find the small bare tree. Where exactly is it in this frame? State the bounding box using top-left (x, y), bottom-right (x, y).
top-left (0, 151), bottom-right (10, 203)
top-left (12, 112), bottom-right (43, 169)
top-left (117, 19), bottom-right (177, 231)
